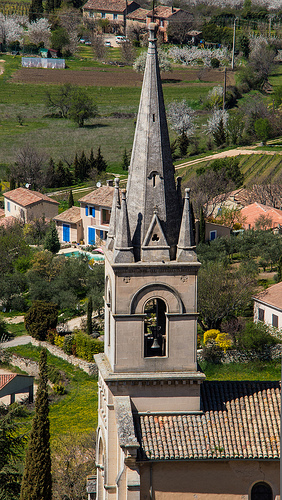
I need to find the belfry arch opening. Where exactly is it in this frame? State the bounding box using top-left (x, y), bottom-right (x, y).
top-left (144, 298), bottom-right (166, 357)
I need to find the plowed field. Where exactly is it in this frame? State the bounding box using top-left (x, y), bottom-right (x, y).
top-left (11, 66), bottom-right (231, 87)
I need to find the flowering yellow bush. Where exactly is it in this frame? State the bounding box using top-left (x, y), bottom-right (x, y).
top-left (203, 329), bottom-right (220, 345)
top-left (54, 334), bottom-right (64, 349)
top-left (215, 332), bottom-right (232, 352)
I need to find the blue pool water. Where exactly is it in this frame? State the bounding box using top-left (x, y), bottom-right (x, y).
top-left (63, 250), bottom-right (104, 261)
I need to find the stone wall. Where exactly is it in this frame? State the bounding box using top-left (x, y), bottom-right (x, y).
top-left (9, 354), bottom-right (39, 377)
top-left (30, 338), bottom-right (98, 376)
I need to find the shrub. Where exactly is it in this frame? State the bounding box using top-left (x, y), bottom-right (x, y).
top-left (48, 366), bottom-right (62, 384)
top-left (53, 383), bottom-right (66, 395)
top-left (211, 57), bottom-right (220, 68)
top-left (24, 301), bottom-right (58, 341)
top-left (203, 329), bottom-right (220, 344)
top-left (46, 329), bottom-right (56, 345)
top-left (74, 331), bottom-right (104, 362)
top-left (238, 321), bottom-right (279, 360)
top-left (63, 334), bottom-right (75, 355)
top-left (201, 340), bottom-right (223, 364)
top-left (215, 332), bottom-right (232, 352)
top-left (54, 334), bottom-right (64, 349)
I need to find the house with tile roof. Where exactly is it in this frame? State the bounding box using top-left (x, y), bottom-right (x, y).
top-left (253, 281), bottom-right (282, 330)
top-left (78, 180), bottom-right (118, 246)
top-left (0, 373), bottom-right (34, 404)
top-left (54, 206), bottom-right (83, 245)
top-left (241, 202), bottom-right (282, 230)
top-left (82, 0), bottom-right (140, 30)
top-left (126, 7), bottom-right (148, 31)
top-left (3, 187), bottom-right (59, 224)
top-left (146, 6), bottom-right (193, 42)
top-left (94, 23), bottom-right (280, 500)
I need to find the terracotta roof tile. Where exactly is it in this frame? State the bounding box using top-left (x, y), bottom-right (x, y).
top-left (135, 381), bottom-right (281, 461)
top-left (0, 374), bottom-right (17, 390)
top-left (83, 0), bottom-right (134, 12)
top-left (4, 187), bottom-right (59, 207)
top-left (78, 185), bottom-right (115, 208)
top-left (127, 7), bottom-right (148, 20)
top-left (147, 6), bottom-right (181, 18)
top-left (254, 281), bottom-right (282, 311)
top-left (54, 206), bottom-right (82, 224)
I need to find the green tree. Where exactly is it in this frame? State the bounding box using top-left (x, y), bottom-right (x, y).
top-left (68, 88), bottom-right (98, 127)
top-left (9, 177), bottom-right (16, 191)
top-left (20, 348), bottom-right (52, 500)
top-left (24, 300), bottom-right (58, 340)
top-left (254, 117), bottom-right (272, 143)
top-left (199, 207), bottom-right (205, 244)
top-left (0, 404), bottom-right (28, 500)
top-left (277, 255), bottom-right (282, 282)
top-left (68, 189), bottom-right (74, 208)
top-left (121, 149), bottom-right (130, 171)
top-left (44, 221), bottom-right (60, 254)
top-left (87, 296), bottom-right (93, 336)
top-left (95, 146), bottom-right (107, 173)
top-left (51, 27), bottom-right (69, 53)
top-left (198, 261), bottom-right (256, 330)
top-left (178, 131), bottom-right (189, 157)
top-left (238, 33), bottom-right (250, 59)
top-left (28, 0), bottom-right (43, 21)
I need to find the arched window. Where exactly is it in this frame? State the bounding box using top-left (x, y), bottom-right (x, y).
top-left (144, 298), bottom-right (166, 357)
top-left (251, 482), bottom-right (272, 500)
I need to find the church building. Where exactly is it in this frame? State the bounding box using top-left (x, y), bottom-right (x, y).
top-left (94, 23), bottom-right (280, 500)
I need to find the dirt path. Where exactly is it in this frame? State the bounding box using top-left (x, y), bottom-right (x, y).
top-left (175, 147), bottom-right (281, 171)
top-left (0, 59), bottom-right (5, 76)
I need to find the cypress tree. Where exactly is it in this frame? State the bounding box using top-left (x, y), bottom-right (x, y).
top-left (199, 206), bottom-right (205, 244)
top-left (95, 146), bottom-right (107, 173)
top-left (68, 189), bottom-right (74, 208)
top-left (10, 177), bottom-right (16, 191)
top-left (121, 148), bottom-right (130, 171)
top-left (44, 221), bottom-right (60, 254)
top-left (20, 348), bottom-right (52, 500)
top-left (178, 131), bottom-right (189, 157)
top-left (87, 296), bottom-right (93, 336)
top-left (277, 255), bottom-right (282, 282)
top-left (73, 153), bottom-right (80, 183)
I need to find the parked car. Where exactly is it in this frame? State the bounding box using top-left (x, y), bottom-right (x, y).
top-left (116, 36), bottom-right (126, 43)
top-left (85, 40), bottom-right (92, 45)
top-left (104, 40), bottom-right (112, 47)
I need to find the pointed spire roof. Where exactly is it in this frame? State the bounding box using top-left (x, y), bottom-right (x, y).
top-left (177, 188), bottom-right (197, 262)
top-left (113, 190), bottom-right (134, 263)
top-left (106, 178), bottom-right (120, 250)
top-left (126, 22), bottom-right (181, 261)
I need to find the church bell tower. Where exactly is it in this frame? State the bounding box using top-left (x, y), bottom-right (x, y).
top-left (95, 23), bottom-right (204, 500)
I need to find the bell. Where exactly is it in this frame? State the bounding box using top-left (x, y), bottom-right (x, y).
top-left (151, 337), bottom-right (160, 349)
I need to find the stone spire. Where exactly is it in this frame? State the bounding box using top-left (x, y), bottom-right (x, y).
top-left (113, 190), bottom-right (134, 263)
top-left (106, 177), bottom-right (120, 250)
top-left (176, 188), bottom-right (196, 262)
top-left (126, 22), bottom-right (181, 261)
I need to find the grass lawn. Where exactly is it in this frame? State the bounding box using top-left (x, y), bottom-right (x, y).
top-left (7, 344), bottom-right (98, 440)
top-left (201, 360), bottom-right (281, 381)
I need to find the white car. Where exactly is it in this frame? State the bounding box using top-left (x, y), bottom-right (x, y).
top-left (104, 40), bottom-right (112, 47)
top-left (116, 36), bottom-right (126, 43)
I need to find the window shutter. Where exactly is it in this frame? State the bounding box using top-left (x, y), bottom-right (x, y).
top-left (85, 206), bottom-right (88, 216)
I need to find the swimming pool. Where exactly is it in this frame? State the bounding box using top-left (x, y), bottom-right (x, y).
top-left (63, 250), bottom-right (105, 261)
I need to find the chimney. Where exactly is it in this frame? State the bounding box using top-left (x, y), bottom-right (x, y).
top-left (107, 179), bottom-right (114, 187)
top-left (171, 5), bottom-right (174, 12)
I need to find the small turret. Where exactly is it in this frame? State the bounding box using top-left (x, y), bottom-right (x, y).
top-left (113, 190), bottom-right (134, 263)
top-left (176, 188), bottom-right (197, 262)
top-left (106, 178), bottom-right (120, 250)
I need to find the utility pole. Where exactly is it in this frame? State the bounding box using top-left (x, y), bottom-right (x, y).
top-left (231, 17), bottom-right (237, 70)
top-left (223, 67), bottom-right (227, 110)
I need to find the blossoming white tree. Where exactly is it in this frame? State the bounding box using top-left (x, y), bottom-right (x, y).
top-left (167, 100), bottom-right (196, 136)
top-left (0, 14), bottom-right (24, 46)
top-left (168, 46), bottom-right (230, 67)
top-left (205, 109), bottom-right (229, 147)
top-left (133, 49), bottom-right (171, 72)
top-left (27, 18), bottom-right (51, 47)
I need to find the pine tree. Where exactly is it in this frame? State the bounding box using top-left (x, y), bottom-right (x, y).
top-left (73, 154), bottom-right (80, 183)
top-left (46, 158), bottom-right (56, 189)
top-left (95, 146), bottom-right (107, 173)
top-left (68, 189), bottom-right (74, 208)
top-left (44, 221), bottom-right (60, 254)
top-left (20, 348), bottom-right (52, 500)
top-left (79, 151), bottom-right (88, 180)
top-left (178, 131), bottom-right (189, 157)
top-left (89, 148), bottom-right (96, 170)
top-left (10, 177), bottom-right (16, 191)
top-left (121, 148), bottom-right (130, 171)
top-left (199, 206), bottom-right (205, 244)
top-left (87, 296), bottom-right (93, 336)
